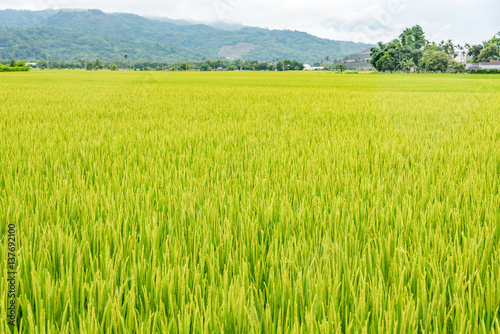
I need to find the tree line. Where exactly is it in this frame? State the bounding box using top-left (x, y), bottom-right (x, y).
top-left (15, 58), bottom-right (306, 72)
top-left (370, 26), bottom-right (500, 73)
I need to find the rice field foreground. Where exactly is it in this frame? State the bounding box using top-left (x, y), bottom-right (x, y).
top-left (1, 71), bottom-right (500, 333)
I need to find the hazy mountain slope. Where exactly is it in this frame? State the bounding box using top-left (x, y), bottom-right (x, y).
top-left (0, 9), bottom-right (372, 62)
top-left (0, 27), bottom-right (199, 62)
top-left (0, 9), bottom-right (57, 27)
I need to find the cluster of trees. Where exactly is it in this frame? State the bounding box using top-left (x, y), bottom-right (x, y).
top-left (469, 43), bottom-right (500, 63)
top-left (0, 60), bottom-right (30, 72)
top-left (370, 26), bottom-right (426, 72)
top-left (371, 27), bottom-right (500, 73)
top-left (183, 58), bottom-right (303, 71)
top-left (276, 59), bottom-right (304, 71)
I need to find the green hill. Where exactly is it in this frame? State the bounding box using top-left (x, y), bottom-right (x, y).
top-left (0, 9), bottom-right (372, 62)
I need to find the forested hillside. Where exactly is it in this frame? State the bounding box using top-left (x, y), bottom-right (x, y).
top-left (0, 9), bottom-right (371, 62)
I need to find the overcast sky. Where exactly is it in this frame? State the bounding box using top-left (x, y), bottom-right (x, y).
top-left (1, 0), bottom-right (498, 45)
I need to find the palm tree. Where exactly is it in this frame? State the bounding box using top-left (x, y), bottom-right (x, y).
top-left (93, 59), bottom-right (102, 70)
top-left (399, 58), bottom-right (414, 72)
top-left (464, 43), bottom-right (471, 62)
top-left (395, 41), bottom-right (404, 68)
top-left (439, 39), bottom-right (455, 59)
top-left (456, 44), bottom-right (464, 63)
top-left (447, 39), bottom-right (456, 58)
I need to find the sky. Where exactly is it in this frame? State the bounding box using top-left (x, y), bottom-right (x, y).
top-left (0, 0), bottom-right (498, 45)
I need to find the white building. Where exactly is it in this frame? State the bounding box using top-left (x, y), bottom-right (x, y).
top-left (466, 61), bottom-right (500, 70)
top-left (303, 64), bottom-right (327, 71)
top-left (454, 54), bottom-right (471, 64)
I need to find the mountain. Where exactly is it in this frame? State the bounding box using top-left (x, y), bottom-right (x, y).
top-left (145, 16), bottom-right (245, 31)
top-left (0, 9), bottom-right (372, 62)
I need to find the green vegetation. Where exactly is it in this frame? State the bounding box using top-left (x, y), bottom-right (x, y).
top-left (335, 64), bottom-right (347, 72)
top-left (370, 25), bottom-right (425, 72)
top-left (470, 68), bottom-right (500, 74)
top-left (0, 60), bottom-right (30, 71)
top-left (276, 59), bottom-right (304, 71)
top-left (419, 50), bottom-right (450, 72)
top-left (1, 71), bottom-right (500, 332)
top-left (0, 9), bottom-right (370, 62)
top-left (477, 44), bottom-right (500, 63)
top-left (452, 61), bottom-right (466, 73)
top-left (5, 58), bottom-right (305, 72)
top-left (469, 34), bottom-right (500, 63)
top-left (371, 28), bottom-right (500, 73)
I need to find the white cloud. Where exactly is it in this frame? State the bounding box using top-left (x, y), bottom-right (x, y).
top-left (0, 0), bottom-right (498, 44)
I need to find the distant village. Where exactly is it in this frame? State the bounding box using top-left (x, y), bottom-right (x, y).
top-left (13, 45), bottom-right (499, 73)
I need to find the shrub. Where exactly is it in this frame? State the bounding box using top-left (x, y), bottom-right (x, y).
top-left (452, 61), bottom-right (466, 73)
top-left (0, 63), bottom-right (30, 72)
top-left (420, 51), bottom-right (450, 72)
top-left (470, 68), bottom-right (500, 74)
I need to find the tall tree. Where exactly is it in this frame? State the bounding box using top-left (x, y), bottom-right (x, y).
top-left (477, 44), bottom-right (500, 62)
top-left (93, 59), bottom-right (103, 70)
top-left (486, 33), bottom-right (500, 47)
top-left (399, 25), bottom-right (427, 49)
top-left (371, 25), bottom-right (427, 71)
top-left (376, 53), bottom-right (396, 72)
top-left (468, 45), bottom-right (484, 62)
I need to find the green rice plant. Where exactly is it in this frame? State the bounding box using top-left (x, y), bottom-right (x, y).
top-left (1, 71), bottom-right (500, 333)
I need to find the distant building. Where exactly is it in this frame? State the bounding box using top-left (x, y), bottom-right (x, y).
top-left (303, 64), bottom-right (327, 71)
top-left (341, 48), bottom-right (374, 70)
top-left (466, 60), bottom-right (500, 70)
top-left (25, 62), bottom-right (37, 69)
top-left (454, 54), bottom-right (470, 64)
